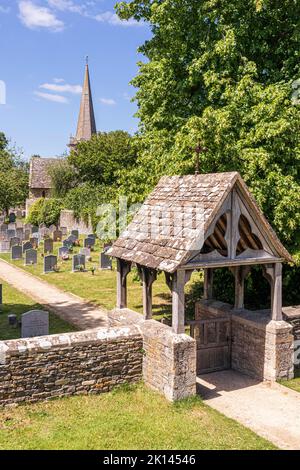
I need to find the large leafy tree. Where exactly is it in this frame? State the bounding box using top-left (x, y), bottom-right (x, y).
top-left (117, 0), bottom-right (300, 259)
top-left (0, 132), bottom-right (29, 214)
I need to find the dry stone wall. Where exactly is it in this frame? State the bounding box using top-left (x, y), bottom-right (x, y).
top-left (0, 327), bottom-right (143, 406)
top-left (59, 209), bottom-right (93, 235)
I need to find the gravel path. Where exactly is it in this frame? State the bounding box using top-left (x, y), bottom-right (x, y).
top-left (0, 258), bottom-right (108, 330)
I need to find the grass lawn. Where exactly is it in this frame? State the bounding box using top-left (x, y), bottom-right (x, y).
top-left (0, 279), bottom-right (77, 340)
top-left (0, 383), bottom-right (275, 450)
top-left (0, 239), bottom-right (202, 321)
top-left (279, 370), bottom-right (300, 393)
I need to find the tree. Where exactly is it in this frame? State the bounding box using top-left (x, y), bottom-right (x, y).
top-left (68, 131), bottom-right (137, 186)
top-left (48, 159), bottom-right (79, 198)
top-left (0, 133), bottom-right (29, 214)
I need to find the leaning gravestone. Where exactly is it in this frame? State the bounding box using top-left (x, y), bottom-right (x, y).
top-left (21, 310), bottom-right (49, 338)
top-left (10, 237), bottom-right (20, 247)
top-left (44, 238), bottom-right (53, 253)
top-left (53, 229), bottom-right (62, 242)
top-left (59, 246), bottom-right (69, 258)
top-left (11, 245), bottom-right (22, 260)
top-left (99, 252), bottom-right (112, 270)
top-left (49, 224), bottom-right (56, 234)
top-left (71, 229), bottom-right (79, 239)
top-left (72, 254), bottom-right (85, 272)
top-left (84, 237), bottom-right (95, 248)
top-left (0, 240), bottom-right (10, 252)
top-left (25, 248), bottom-right (37, 265)
top-left (43, 255), bottom-right (57, 273)
top-left (22, 241), bottom-right (33, 253)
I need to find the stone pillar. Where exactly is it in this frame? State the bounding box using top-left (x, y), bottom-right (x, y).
top-left (116, 259), bottom-right (131, 309)
top-left (263, 263), bottom-right (283, 321)
top-left (172, 270), bottom-right (186, 334)
top-left (141, 267), bottom-right (157, 320)
top-left (203, 268), bottom-right (213, 300)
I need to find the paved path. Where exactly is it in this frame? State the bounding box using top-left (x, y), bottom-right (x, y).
top-left (0, 258), bottom-right (108, 330)
top-left (198, 370), bottom-right (300, 450)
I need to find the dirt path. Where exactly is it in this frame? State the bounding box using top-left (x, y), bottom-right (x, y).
top-left (198, 370), bottom-right (300, 450)
top-left (0, 258), bottom-right (108, 330)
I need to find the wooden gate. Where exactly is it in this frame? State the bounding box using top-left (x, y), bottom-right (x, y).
top-left (189, 317), bottom-right (231, 374)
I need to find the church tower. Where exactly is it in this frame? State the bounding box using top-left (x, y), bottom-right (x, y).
top-left (69, 58), bottom-right (97, 148)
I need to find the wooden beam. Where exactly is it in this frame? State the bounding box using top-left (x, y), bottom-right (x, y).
top-left (203, 268), bottom-right (214, 300)
top-left (116, 259), bottom-right (131, 309)
top-left (233, 266), bottom-right (251, 309)
top-left (263, 263), bottom-right (283, 321)
top-left (172, 270), bottom-right (186, 334)
top-left (141, 267), bottom-right (157, 320)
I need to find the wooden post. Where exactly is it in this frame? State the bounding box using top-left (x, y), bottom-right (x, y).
top-left (142, 267), bottom-right (157, 320)
top-left (263, 263), bottom-right (283, 321)
top-left (116, 259), bottom-right (131, 309)
top-left (234, 266), bottom-right (251, 310)
top-left (203, 268), bottom-right (213, 300)
top-left (172, 269), bottom-right (186, 334)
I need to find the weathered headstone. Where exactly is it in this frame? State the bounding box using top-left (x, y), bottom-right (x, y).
top-left (71, 229), bottom-right (79, 239)
top-left (60, 226), bottom-right (68, 235)
top-left (16, 228), bottom-right (24, 240)
top-left (44, 238), bottom-right (53, 253)
top-left (0, 240), bottom-right (10, 252)
top-left (68, 234), bottom-right (77, 244)
top-left (21, 310), bottom-right (49, 338)
top-left (7, 229), bottom-right (16, 239)
top-left (22, 241), bottom-right (33, 253)
top-left (99, 252), bottom-right (112, 270)
top-left (53, 229), bottom-right (62, 242)
top-left (84, 237), bottom-right (95, 248)
top-left (39, 223), bottom-right (46, 230)
top-left (88, 234), bottom-right (96, 240)
top-left (31, 225), bottom-right (38, 234)
top-left (16, 220), bottom-right (23, 229)
top-left (43, 255), bottom-right (57, 273)
top-left (16, 209), bottom-right (22, 218)
top-left (24, 229), bottom-right (31, 240)
top-left (11, 245), bottom-right (22, 260)
top-left (0, 223), bottom-right (8, 233)
top-left (59, 246), bottom-right (69, 258)
top-left (9, 213), bottom-right (16, 223)
top-left (72, 254), bottom-right (85, 272)
top-left (8, 223), bottom-right (16, 231)
top-left (40, 227), bottom-right (50, 238)
top-left (80, 247), bottom-right (91, 259)
top-left (49, 224), bottom-right (56, 234)
top-left (25, 248), bottom-right (37, 265)
top-left (63, 239), bottom-right (73, 249)
top-left (30, 236), bottom-right (39, 248)
top-left (10, 237), bottom-right (21, 247)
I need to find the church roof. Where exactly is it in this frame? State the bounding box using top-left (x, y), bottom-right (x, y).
top-left (29, 157), bottom-right (58, 189)
top-left (108, 172), bottom-right (293, 272)
top-left (73, 62), bottom-right (96, 143)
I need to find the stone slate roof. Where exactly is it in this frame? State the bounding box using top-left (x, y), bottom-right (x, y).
top-left (108, 172), bottom-right (292, 272)
top-left (29, 157), bottom-right (58, 189)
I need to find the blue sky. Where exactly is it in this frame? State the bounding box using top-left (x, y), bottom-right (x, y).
top-left (0, 0), bottom-right (151, 159)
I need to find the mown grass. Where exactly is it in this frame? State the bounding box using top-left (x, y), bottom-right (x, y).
top-left (0, 239), bottom-right (201, 321)
top-left (279, 370), bottom-right (300, 393)
top-left (0, 279), bottom-right (77, 340)
top-left (0, 383), bottom-right (275, 450)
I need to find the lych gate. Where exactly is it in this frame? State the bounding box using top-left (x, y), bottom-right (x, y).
top-left (108, 172), bottom-right (294, 381)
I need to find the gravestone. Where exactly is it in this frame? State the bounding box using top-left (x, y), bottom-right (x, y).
top-left (10, 237), bottom-right (21, 247)
top-left (21, 310), bottom-right (49, 338)
top-left (84, 237), bottom-right (95, 248)
top-left (103, 242), bottom-right (112, 252)
top-left (44, 238), bottom-right (53, 253)
top-left (49, 224), bottom-right (56, 234)
top-left (60, 226), bottom-right (68, 236)
top-left (31, 225), bottom-right (38, 234)
top-left (40, 227), bottom-right (50, 238)
top-left (24, 229), bottom-right (30, 240)
top-left (25, 248), bottom-right (37, 265)
top-left (16, 228), bottom-right (24, 240)
top-left (63, 239), bottom-right (73, 249)
top-left (0, 223), bottom-right (8, 233)
top-left (53, 229), bottom-right (62, 242)
top-left (16, 209), bottom-right (22, 218)
top-left (59, 246), bottom-right (69, 258)
top-left (87, 234), bottom-right (96, 240)
top-left (72, 254), bottom-right (85, 272)
top-left (0, 216), bottom-right (4, 223)
top-left (16, 220), bottom-right (23, 229)
top-left (71, 229), bottom-right (79, 239)
top-left (80, 247), bottom-right (91, 259)
top-left (39, 223), bottom-right (46, 230)
top-left (0, 240), bottom-right (10, 252)
top-left (68, 234), bottom-right (77, 244)
top-left (43, 255), bottom-right (57, 273)
top-left (30, 236), bottom-right (39, 248)
top-left (7, 229), bottom-right (16, 239)
top-left (24, 223), bottom-right (32, 230)
top-left (9, 213), bottom-right (16, 223)
top-left (99, 252), bottom-right (112, 270)
top-left (11, 245), bottom-right (22, 260)
top-left (8, 223), bottom-right (16, 231)
top-left (22, 241), bottom-right (33, 253)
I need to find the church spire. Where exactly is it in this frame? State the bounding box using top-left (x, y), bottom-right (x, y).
top-left (69, 58), bottom-right (96, 148)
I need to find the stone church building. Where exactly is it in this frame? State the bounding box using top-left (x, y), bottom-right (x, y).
top-left (26, 60), bottom-right (96, 214)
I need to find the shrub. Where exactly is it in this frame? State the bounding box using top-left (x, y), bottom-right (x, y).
top-left (27, 198), bottom-right (63, 226)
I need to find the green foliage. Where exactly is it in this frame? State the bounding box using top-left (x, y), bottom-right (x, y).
top-left (48, 159), bottom-right (78, 197)
top-left (68, 131), bottom-right (137, 186)
top-left (0, 132), bottom-right (29, 213)
top-left (27, 198), bottom-right (63, 227)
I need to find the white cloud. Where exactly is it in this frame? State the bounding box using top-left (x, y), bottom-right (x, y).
top-left (94, 11), bottom-right (142, 27)
top-left (18, 1), bottom-right (64, 31)
top-left (40, 82), bottom-right (82, 94)
top-left (99, 97), bottom-right (116, 106)
top-left (34, 91), bottom-right (68, 103)
top-left (47, 0), bottom-right (85, 14)
top-left (53, 78), bottom-right (65, 83)
top-left (0, 6), bottom-right (10, 14)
